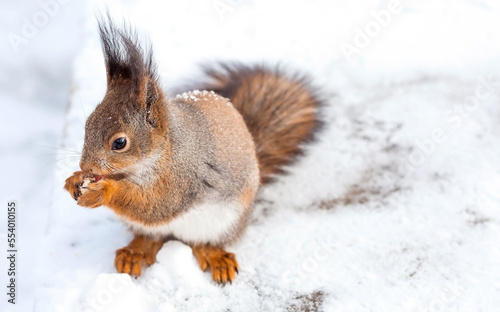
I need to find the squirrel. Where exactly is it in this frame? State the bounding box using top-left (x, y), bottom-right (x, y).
top-left (64, 16), bottom-right (323, 284)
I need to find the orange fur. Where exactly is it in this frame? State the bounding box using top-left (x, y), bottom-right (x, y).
top-left (240, 185), bottom-right (256, 208)
top-left (191, 245), bottom-right (239, 284)
top-left (115, 234), bottom-right (164, 277)
top-left (64, 171), bottom-right (92, 201)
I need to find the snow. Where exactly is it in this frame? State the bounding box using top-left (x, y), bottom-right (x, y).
top-left (1, 0), bottom-right (500, 311)
top-left (0, 0), bottom-right (83, 311)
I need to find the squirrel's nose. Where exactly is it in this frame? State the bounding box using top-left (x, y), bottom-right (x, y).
top-left (79, 156), bottom-right (93, 172)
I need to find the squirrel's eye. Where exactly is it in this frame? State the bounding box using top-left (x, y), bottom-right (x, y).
top-left (112, 137), bottom-right (127, 150)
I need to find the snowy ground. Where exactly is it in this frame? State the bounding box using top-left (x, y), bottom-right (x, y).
top-left (0, 0), bottom-right (83, 311)
top-left (2, 0), bottom-right (500, 311)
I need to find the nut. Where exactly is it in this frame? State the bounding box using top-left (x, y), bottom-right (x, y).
top-left (80, 176), bottom-right (96, 195)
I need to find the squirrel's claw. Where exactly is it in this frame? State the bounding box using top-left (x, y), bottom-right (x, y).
top-left (115, 248), bottom-right (145, 277)
top-left (192, 245), bottom-right (239, 285)
top-left (114, 235), bottom-right (164, 277)
top-left (64, 171), bottom-right (86, 201)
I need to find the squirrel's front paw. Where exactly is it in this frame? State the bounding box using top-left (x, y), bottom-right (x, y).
top-left (77, 180), bottom-right (111, 208)
top-left (64, 171), bottom-right (88, 201)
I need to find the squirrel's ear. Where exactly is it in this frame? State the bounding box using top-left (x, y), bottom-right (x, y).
top-left (140, 77), bottom-right (162, 128)
top-left (97, 14), bottom-right (162, 112)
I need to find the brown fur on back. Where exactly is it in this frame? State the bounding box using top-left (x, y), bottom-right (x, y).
top-left (199, 63), bottom-right (323, 184)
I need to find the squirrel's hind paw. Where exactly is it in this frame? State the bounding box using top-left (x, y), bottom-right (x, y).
top-left (115, 247), bottom-right (145, 277)
top-left (114, 235), bottom-right (164, 277)
top-left (192, 245), bottom-right (239, 285)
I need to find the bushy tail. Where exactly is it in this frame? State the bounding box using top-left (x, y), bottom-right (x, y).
top-left (200, 63), bottom-right (324, 184)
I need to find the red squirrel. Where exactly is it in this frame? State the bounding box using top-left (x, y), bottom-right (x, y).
top-left (64, 16), bottom-right (322, 284)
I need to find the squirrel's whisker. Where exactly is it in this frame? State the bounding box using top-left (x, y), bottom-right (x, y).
top-left (34, 144), bottom-right (82, 154)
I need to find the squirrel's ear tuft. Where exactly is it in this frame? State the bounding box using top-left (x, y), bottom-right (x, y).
top-left (97, 13), bottom-right (160, 106)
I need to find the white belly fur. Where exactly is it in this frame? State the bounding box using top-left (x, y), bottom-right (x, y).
top-left (121, 200), bottom-right (243, 245)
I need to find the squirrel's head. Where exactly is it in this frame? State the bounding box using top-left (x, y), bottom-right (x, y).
top-left (80, 16), bottom-right (168, 178)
